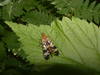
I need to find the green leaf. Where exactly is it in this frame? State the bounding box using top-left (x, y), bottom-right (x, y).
top-left (0, 0), bottom-right (11, 6)
top-left (6, 17), bottom-right (100, 72)
top-left (0, 0), bottom-right (36, 20)
top-left (0, 42), bottom-right (6, 61)
top-left (1, 2), bottom-right (13, 20)
top-left (2, 32), bottom-right (20, 49)
top-left (0, 25), bottom-right (6, 35)
top-left (49, 0), bottom-right (100, 24)
top-left (22, 11), bottom-right (55, 25)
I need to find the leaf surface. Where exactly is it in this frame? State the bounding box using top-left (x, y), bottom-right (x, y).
top-left (6, 17), bottom-right (100, 72)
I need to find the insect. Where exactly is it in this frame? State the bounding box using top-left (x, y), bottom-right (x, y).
top-left (41, 33), bottom-right (59, 60)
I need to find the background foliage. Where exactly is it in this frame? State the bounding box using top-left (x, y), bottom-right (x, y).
top-left (0, 0), bottom-right (100, 75)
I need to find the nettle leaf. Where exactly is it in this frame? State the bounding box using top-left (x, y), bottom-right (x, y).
top-left (6, 17), bottom-right (100, 72)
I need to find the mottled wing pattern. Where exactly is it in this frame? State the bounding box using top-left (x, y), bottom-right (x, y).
top-left (41, 33), bottom-right (59, 60)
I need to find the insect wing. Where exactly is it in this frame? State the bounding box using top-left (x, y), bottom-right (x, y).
top-left (41, 33), bottom-right (59, 60)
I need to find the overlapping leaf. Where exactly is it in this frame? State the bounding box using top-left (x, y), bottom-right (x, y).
top-left (22, 11), bottom-right (55, 25)
top-left (48, 0), bottom-right (100, 24)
